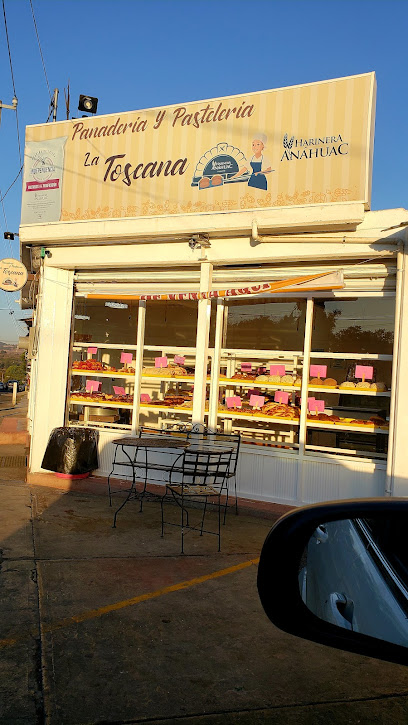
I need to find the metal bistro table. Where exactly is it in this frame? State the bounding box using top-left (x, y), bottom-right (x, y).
top-left (109, 436), bottom-right (190, 527)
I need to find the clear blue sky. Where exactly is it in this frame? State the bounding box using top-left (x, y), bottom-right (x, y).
top-left (1, 0), bottom-right (407, 342)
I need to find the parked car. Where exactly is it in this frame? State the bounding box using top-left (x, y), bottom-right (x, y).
top-left (257, 499), bottom-right (408, 666)
top-left (0, 381), bottom-right (5, 392)
top-left (6, 380), bottom-right (25, 392)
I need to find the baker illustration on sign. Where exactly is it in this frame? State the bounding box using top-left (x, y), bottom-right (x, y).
top-left (231, 133), bottom-right (274, 190)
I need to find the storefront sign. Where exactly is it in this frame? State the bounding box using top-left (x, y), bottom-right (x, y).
top-left (21, 137), bottom-right (66, 223)
top-left (0, 258), bottom-right (28, 292)
top-left (21, 73), bottom-right (375, 225)
top-left (87, 271), bottom-right (344, 302)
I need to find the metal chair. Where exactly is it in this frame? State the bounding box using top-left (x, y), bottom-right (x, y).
top-left (161, 446), bottom-right (233, 553)
top-left (186, 426), bottom-right (241, 522)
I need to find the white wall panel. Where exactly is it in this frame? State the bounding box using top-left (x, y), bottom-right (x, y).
top-left (30, 267), bottom-right (74, 472)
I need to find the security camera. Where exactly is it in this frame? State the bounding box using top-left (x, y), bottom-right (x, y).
top-left (189, 238), bottom-right (199, 250)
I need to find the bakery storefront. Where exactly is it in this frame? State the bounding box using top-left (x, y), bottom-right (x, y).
top-left (20, 72), bottom-right (408, 504)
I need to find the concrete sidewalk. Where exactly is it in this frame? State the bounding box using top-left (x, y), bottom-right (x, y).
top-left (1, 410), bottom-right (408, 723)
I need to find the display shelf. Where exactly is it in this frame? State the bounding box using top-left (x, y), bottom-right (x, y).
top-left (310, 352), bottom-right (392, 361)
top-left (139, 403), bottom-right (195, 415)
top-left (141, 374), bottom-right (195, 382)
top-left (217, 410), bottom-right (300, 426)
top-left (70, 398), bottom-right (133, 409)
top-left (217, 379), bottom-right (301, 391)
top-left (69, 421), bottom-right (132, 430)
top-left (73, 342), bottom-right (137, 350)
top-left (306, 420), bottom-right (389, 434)
top-left (71, 369), bottom-right (135, 378)
top-left (307, 386), bottom-right (390, 397)
top-left (305, 444), bottom-right (387, 459)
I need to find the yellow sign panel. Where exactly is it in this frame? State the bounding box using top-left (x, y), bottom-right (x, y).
top-left (21, 73), bottom-right (376, 225)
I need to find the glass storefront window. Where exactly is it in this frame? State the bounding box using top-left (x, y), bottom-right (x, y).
top-left (67, 291), bottom-right (395, 461)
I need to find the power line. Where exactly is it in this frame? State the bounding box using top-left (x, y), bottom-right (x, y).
top-left (0, 165), bottom-right (23, 205)
top-left (1, 0), bottom-right (22, 163)
top-left (29, 0), bottom-right (52, 101)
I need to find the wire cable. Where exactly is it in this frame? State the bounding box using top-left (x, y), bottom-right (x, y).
top-left (0, 165), bottom-right (24, 205)
top-left (1, 0), bottom-right (22, 163)
top-left (29, 0), bottom-right (52, 100)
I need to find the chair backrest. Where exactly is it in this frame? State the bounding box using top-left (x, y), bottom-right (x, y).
top-left (181, 447), bottom-right (233, 488)
top-left (139, 424), bottom-right (189, 442)
top-left (186, 428), bottom-right (241, 475)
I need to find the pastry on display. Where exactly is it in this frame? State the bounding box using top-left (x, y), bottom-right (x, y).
top-left (322, 378), bottom-right (338, 387)
top-left (280, 374), bottom-right (295, 385)
top-left (355, 381), bottom-right (371, 390)
top-left (119, 366), bottom-right (135, 374)
top-left (370, 382), bottom-right (387, 391)
top-left (369, 415), bottom-right (387, 426)
top-left (231, 372), bottom-right (257, 381)
top-left (339, 381), bottom-right (356, 389)
top-left (309, 377), bottom-right (324, 386)
top-left (73, 360), bottom-right (108, 371)
top-left (294, 377), bottom-right (302, 387)
top-left (255, 374), bottom-right (269, 382)
top-left (267, 375), bottom-right (281, 384)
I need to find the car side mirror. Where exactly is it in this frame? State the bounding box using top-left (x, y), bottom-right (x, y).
top-left (257, 499), bottom-right (408, 666)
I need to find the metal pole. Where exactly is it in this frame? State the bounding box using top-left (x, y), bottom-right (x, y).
top-left (52, 89), bottom-right (58, 122)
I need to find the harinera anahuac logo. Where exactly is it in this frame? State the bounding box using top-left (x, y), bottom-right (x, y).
top-left (281, 133), bottom-right (348, 161)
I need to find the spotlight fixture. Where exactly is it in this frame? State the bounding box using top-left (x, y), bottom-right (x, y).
top-left (78, 94), bottom-right (98, 114)
top-left (4, 231), bottom-right (18, 241)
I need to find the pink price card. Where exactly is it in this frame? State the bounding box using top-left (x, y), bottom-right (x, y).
top-left (355, 365), bottom-right (373, 381)
top-left (226, 396), bottom-right (242, 409)
top-left (140, 393), bottom-right (151, 403)
top-left (113, 386), bottom-right (125, 395)
top-left (85, 379), bottom-right (101, 393)
top-left (174, 355), bottom-right (185, 365)
top-left (87, 347), bottom-right (97, 355)
top-left (155, 356), bottom-right (168, 368)
top-left (270, 364), bottom-right (286, 376)
top-left (249, 394), bottom-right (265, 408)
top-left (308, 397), bottom-right (325, 413)
top-left (241, 362), bottom-right (252, 372)
top-left (275, 391), bottom-right (289, 404)
top-left (310, 364), bottom-right (327, 378)
top-left (120, 352), bottom-right (133, 364)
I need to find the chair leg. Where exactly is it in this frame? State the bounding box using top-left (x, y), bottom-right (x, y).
top-left (217, 494), bottom-right (221, 552)
top-left (200, 497), bottom-right (208, 536)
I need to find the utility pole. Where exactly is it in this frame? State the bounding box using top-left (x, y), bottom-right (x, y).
top-left (0, 96), bottom-right (18, 127)
top-left (51, 88), bottom-right (58, 122)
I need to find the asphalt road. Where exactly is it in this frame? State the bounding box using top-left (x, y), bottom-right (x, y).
top-left (1, 396), bottom-right (408, 724)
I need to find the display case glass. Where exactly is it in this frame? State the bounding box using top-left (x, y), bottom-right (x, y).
top-left (67, 292), bottom-right (395, 461)
top-left (139, 300), bottom-right (201, 428)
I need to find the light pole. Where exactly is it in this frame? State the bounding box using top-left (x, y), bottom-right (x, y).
top-left (0, 96), bottom-right (18, 127)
